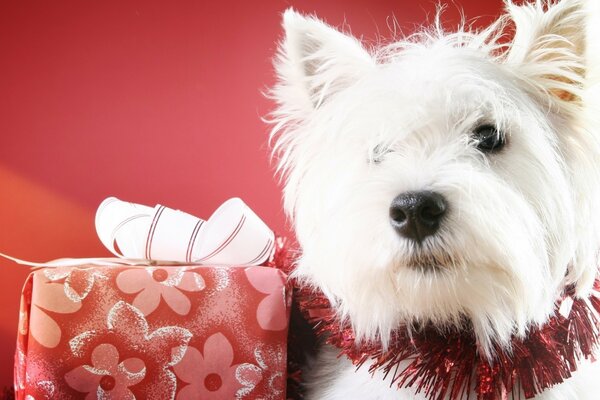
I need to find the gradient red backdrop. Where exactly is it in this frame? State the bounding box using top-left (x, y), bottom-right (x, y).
top-left (0, 0), bottom-right (502, 388)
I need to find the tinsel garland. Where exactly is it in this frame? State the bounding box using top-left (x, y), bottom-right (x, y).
top-left (267, 238), bottom-right (600, 400)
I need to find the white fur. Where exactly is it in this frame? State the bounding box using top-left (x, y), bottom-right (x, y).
top-left (268, 0), bottom-right (600, 398)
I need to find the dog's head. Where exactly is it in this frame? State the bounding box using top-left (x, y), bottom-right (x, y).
top-left (269, 0), bottom-right (600, 353)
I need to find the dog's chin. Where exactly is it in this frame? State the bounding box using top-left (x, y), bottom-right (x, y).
top-left (404, 262), bottom-right (440, 273)
top-left (395, 248), bottom-right (457, 273)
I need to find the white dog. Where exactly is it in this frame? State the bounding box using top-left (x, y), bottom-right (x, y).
top-left (269, 0), bottom-right (600, 399)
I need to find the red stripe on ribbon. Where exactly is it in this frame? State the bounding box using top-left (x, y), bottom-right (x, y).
top-left (185, 220), bottom-right (204, 263)
top-left (145, 205), bottom-right (165, 260)
top-left (246, 238), bottom-right (273, 265)
top-left (197, 215), bottom-right (246, 262)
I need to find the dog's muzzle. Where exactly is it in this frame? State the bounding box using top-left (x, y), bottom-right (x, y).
top-left (389, 191), bottom-right (447, 244)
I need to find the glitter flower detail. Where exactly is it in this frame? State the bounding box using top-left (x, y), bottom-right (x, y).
top-left (70, 301), bottom-right (192, 399)
top-left (116, 267), bottom-right (205, 316)
top-left (44, 265), bottom-right (106, 302)
top-left (65, 343), bottom-right (145, 400)
top-left (30, 273), bottom-right (82, 348)
top-left (173, 333), bottom-right (262, 399)
top-left (244, 267), bottom-right (288, 331)
top-left (254, 344), bottom-right (286, 398)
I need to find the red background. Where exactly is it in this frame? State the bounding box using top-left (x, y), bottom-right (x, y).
top-left (0, 0), bottom-right (501, 388)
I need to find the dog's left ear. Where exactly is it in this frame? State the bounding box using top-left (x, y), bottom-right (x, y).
top-left (272, 9), bottom-right (374, 117)
top-left (506, 0), bottom-right (600, 295)
top-left (505, 0), bottom-right (597, 107)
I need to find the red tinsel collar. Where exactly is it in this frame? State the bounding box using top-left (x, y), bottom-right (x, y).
top-left (295, 280), bottom-right (600, 400)
top-left (268, 238), bottom-right (600, 400)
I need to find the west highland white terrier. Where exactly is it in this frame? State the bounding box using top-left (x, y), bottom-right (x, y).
top-left (269, 0), bottom-right (600, 399)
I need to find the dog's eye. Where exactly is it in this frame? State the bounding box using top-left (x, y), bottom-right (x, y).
top-left (473, 124), bottom-right (505, 153)
top-left (371, 144), bottom-right (393, 164)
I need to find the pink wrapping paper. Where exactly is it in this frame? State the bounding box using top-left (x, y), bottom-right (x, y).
top-left (14, 264), bottom-right (290, 399)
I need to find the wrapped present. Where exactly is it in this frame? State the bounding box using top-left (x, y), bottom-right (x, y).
top-left (10, 197), bottom-right (291, 400)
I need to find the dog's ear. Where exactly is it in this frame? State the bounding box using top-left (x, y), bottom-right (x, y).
top-left (272, 9), bottom-right (374, 114)
top-left (506, 1), bottom-right (600, 296)
top-left (504, 0), bottom-right (598, 107)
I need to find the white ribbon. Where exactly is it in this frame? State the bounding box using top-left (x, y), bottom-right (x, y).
top-left (95, 197), bottom-right (275, 266)
top-left (0, 252), bottom-right (149, 268)
top-left (1, 197), bottom-right (275, 268)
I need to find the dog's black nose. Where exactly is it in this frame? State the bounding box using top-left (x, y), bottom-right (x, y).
top-left (390, 191), bottom-right (447, 243)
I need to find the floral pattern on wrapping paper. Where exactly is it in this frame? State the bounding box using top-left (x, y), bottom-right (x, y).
top-left (253, 344), bottom-right (286, 399)
top-left (44, 265), bottom-right (107, 302)
top-left (18, 379), bottom-right (56, 400)
top-left (26, 266), bottom-right (106, 348)
top-left (173, 333), bottom-right (262, 399)
top-left (116, 267), bottom-right (205, 315)
top-left (244, 267), bottom-right (287, 331)
top-left (65, 343), bottom-right (145, 400)
top-left (69, 301), bottom-right (192, 400)
top-left (30, 274), bottom-right (83, 348)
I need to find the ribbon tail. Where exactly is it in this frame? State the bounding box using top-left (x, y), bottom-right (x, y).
top-left (0, 252), bottom-right (168, 268)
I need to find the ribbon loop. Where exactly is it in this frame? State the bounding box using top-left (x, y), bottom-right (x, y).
top-left (95, 197), bottom-right (274, 266)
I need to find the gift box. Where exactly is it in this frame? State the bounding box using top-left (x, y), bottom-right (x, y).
top-left (8, 196), bottom-right (292, 399)
top-left (15, 263), bottom-right (290, 399)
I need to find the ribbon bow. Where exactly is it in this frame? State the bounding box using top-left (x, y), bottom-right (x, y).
top-left (1, 197), bottom-right (275, 268)
top-left (95, 197), bottom-right (275, 266)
